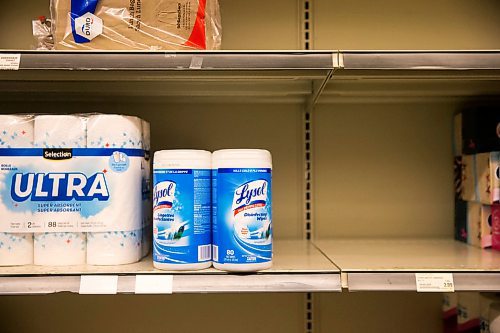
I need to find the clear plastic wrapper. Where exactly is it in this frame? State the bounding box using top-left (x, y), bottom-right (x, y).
top-left (0, 113), bottom-right (151, 266)
top-left (50, 0), bottom-right (222, 50)
top-left (32, 16), bottom-right (55, 50)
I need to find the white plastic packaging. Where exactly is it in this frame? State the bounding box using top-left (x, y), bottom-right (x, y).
top-left (50, 0), bottom-right (222, 50)
top-left (0, 113), bottom-right (148, 267)
top-left (153, 150), bottom-right (212, 270)
top-left (212, 149), bottom-right (273, 272)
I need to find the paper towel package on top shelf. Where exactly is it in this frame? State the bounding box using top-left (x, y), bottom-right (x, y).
top-left (0, 113), bottom-right (151, 266)
top-left (50, 0), bottom-right (222, 50)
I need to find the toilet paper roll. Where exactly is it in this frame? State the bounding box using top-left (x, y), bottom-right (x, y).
top-left (34, 114), bottom-right (87, 265)
top-left (141, 119), bottom-right (151, 152)
top-left (34, 115), bottom-right (86, 148)
top-left (0, 114), bottom-right (34, 148)
top-left (141, 119), bottom-right (151, 258)
top-left (0, 233), bottom-right (33, 266)
top-left (87, 229), bottom-right (142, 265)
top-left (87, 114), bottom-right (143, 265)
top-left (0, 115), bottom-right (35, 266)
top-left (34, 232), bottom-right (86, 266)
top-left (87, 114), bottom-right (143, 149)
top-left (489, 302), bottom-right (500, 333)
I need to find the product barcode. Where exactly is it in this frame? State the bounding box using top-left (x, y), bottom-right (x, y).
top-left (212, 245), bottom-right (218, 262)
top-left (198, 245), bottom-right (212, 261)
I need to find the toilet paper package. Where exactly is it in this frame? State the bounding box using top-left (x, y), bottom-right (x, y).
top-left (0, 113), bottom-right (147, 266)
top-left (443, 293), bottom-right (459, 333)
top-left (458, 292), bottom-right (481, 333)
top-left (467, 202), bottom-right (493, 249)
top-left (50, 0), bottom-right (222, 50)
top-left (0, 115), bottom-right (34, 266)
top-left (480, 294), bottom-right (500, 333)
top-left (476, 153), bottom-right (500, 205)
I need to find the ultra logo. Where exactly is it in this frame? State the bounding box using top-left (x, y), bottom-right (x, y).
top-left (153, 181), bottom-right (176, 210)
top-left (11, 172), bottom-right (109, 202)
top-left (232, 180), bottom-right (268, 216)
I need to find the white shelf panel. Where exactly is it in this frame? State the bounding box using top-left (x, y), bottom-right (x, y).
top-left (315, 238), bottom-right (500, 291)
top-left (0, 51), bottom-right (334, 103)
top-left (0, 240), bottom-right (340, 294)
top-left (322, 51), bottom-right (500, 103)
top-left (339, 51), bottom-right (500, 70)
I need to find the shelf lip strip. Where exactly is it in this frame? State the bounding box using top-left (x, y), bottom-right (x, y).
top-left (0, 273), bottom-right (341, 295)
top-left (347, 272), bottom-right (500, 291)
top-left (0, 51), bottom-right (336, 71)
top-left (339, 51), bottom-right (500, 70)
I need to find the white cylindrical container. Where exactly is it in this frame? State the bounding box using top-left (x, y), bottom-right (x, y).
top-left (153, 150), bottom-right (212, 270)
top-left (212, 149), bottom-right (272, 272)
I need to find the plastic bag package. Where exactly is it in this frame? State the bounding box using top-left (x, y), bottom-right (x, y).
top-left (50, 0), bottom-right (222, 50)
top-left (0, 114), bottom-right (151, 267)
top-left (32, 16), bottom-right (54, 50)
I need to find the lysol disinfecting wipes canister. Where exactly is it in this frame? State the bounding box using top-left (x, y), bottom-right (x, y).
top-left (212, 149), bottom-right (272, 272)
top-left (153, 150), bottom-right (212, 270)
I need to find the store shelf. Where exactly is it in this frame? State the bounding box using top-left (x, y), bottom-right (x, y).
top-left (0, 240), bottom-right (341, 295)
top-left (315, 238), bottom-right (500, 291)
top-left (0, 51), bottom-right (335, 103)
top-left (322, 51), bottom-right (500, 103)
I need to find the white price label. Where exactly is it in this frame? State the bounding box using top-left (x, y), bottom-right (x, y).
top-left (135, 275), bottom-right (173, 294)
top-left (79, 275), bottom-right (118, 294)
top-left (415, 273), bottom-right (454, 292)
top-left (189, 56), bottom-right (203, 69)
top-left (0, 54), bottom-right (21, 70)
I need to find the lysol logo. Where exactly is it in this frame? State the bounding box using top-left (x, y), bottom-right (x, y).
top-left (11, 172), bottom-right (109, 202)
top-left (153, 181), bottom-right (176, 210)
top-left (232, 180), bottom-right (268, 216)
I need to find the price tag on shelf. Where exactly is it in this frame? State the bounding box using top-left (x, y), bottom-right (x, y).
top-left (189, 56), bottom-right (203, 69)
top-left (415, 273), bottom-right (454, 292)
top-left (135, 275), bottom-right (173, 294)
top-left (0, 54), bottom-right (21, 70)
top-left (79, 275), bottom-right (118, 294)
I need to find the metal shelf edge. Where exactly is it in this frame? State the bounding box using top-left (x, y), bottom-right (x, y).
top-left (0, 273), bottom-right (341, 295)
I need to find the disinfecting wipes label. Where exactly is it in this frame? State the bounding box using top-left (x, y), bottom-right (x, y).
top-left (0, 148), bottom-right (143, 232)
top-left (213, 168), bottom-right (272, 265)
top-left (153, 169), bottom-right (211, 264)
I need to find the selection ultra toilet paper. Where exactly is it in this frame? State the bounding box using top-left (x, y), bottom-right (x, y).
top-left (0, 113), bottom-right (148, 266)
